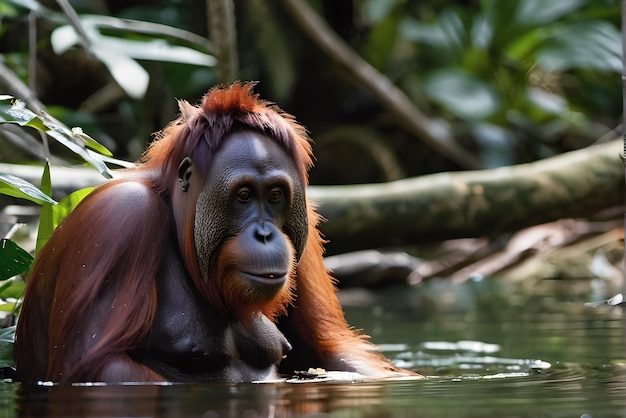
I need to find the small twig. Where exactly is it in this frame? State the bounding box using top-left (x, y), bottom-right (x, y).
top-left (28, 11), bottom-right (37, 92)
top-left (55, 0), bottom-right (93, 51)
top-left (27, 11), bottom-right (50, 160)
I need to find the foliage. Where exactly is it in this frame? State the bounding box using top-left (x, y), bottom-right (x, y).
top-left (0, 97), bottom-right (112, 326)
top-left (0, 96), bottom-right (113, 178)
top-left (0, 239), bottom-right (32, 281)
top-left (3, 0), bottom-right (216, 100)
top-left (359, 0), bottom-right (621, 167)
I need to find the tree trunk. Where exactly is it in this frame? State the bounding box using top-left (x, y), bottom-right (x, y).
top-left (308, 139), bottom-right (624, 254)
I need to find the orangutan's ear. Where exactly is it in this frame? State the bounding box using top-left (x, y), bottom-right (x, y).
top-left (178, 100), bottom-right (198, 129)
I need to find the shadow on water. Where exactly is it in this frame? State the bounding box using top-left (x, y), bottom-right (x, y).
top-left (4, 277), bottom-right (626, 417)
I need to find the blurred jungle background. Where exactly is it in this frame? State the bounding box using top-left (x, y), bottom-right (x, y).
top-left (0, 0), bottom-right (624, 326)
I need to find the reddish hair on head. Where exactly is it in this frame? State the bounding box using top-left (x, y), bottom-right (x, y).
top-left (142, 82), bottom-right (313, 195)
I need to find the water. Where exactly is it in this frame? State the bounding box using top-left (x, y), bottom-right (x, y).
top-left (4, 277), bottom-right (626, 417)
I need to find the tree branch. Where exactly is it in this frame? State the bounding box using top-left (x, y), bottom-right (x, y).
top-left (308, 139), bottom-right (624, 254)
top-left (280, 0), bottom-right (480, 169)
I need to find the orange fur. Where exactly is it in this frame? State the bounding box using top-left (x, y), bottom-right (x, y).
top-left (208, 238), bottom-right (296, 323)
top-left (15, 83), bottom-right (414, 383)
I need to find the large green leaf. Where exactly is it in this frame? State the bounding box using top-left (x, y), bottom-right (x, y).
top-left (424, 69), bottom-right (500, 120)
top-left (0, 172), bottom-right (57, 205)
top-left (0, 239), bottom-right (33, 281)
top-left (35, 161), bottom-right (54, 255)
top-left (0, 98), bottom-right (46, 130)
top-left (0, 97), bottom-right (114, 178)
top-left (41, 117), bottom-right (113, 178)
top-left (51, 187), bottom-right (95, 230)
top-left (535, 21), bottom-right (622, 72)
top-left (49, 15), bottom-right (216, 100)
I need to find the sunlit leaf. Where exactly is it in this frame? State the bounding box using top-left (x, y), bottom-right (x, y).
top-left (0, 302), bottom-right (17, 312)
top-left (0, 99), bottom-right (113, 176)
top-left (0, 173), bottom-right (57, 205)
top-left (51, 187), bottom-right (95, 230)
top-left (50, 19), bottom-right (216, 100)
top-left (0, 1), bottom-right (19, 17)
top-left (0, 239), bottom-right (33, 281)
top-left (0, 99), bottom-right (46, 130)
top-left (72, 127), bottom-right (112, 157)
top-left (79, 15), bottom-right (212, 51)
top-left (93, 36), bottom-right (216, 66)
top-left (5, 0), bottom-right (64, 22)
top-left (0, 278), bottom-right (25, 301)
top-left (36, 162), bottom-right (54, 255)
top-left (49, 23), bottom-right (81, 55)
top-left (45, 128), bottom-right (112, 178)
top-left (92, 48), bottom-right (149, 99)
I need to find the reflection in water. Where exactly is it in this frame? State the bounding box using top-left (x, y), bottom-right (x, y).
top-left (13, 365), bottom-right (626, 418)
top-left (16, 381), bottom-right (395, 417)
top-left (8, 278), bottom-right (626, 417)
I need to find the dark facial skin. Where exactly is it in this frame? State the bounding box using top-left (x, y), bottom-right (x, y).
top-left (181, 130), bottom-right (308, 296)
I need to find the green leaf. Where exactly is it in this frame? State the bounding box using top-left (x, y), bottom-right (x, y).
top-left (94, 35), bottom-right (217, 66)
top-left (0, 326), bottom-right (15, 344)
top-left (35, 162), bottom-right (54, 255)
top-left (91, 48), bottom-right (150, 99)
top-left (535, 21), bottom-right (622, 72)
top-left (363, 0), bottom-right (398, 24)
top-left (0, 278), bottom-right (25, 301)
top-left (424, 69), bottom-right (500, 120)
top-left (0, 325), bottom-right (15, 368)
top-left (51, 187), bottom-right (95, 230)
top-left (0, 172), bottom-right (57, 205)
top-left (0, 98), bottom-right (114, 177)
top-left (45, 125), bottom-right (113, 178)
top-left (0, 239), bottom-right (33, 281)
top-left (0, 98), bottom-right (46, 130)
top-left (72, 127), bottom-right (112, 157)
top-left (514, 0), bottom-right (586, 27)
top-left (50, 19), bottom-right (216, 100)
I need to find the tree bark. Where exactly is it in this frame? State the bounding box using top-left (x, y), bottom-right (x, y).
top-left (308, 139), bottom-right (624, 254)
top-left (1, 140), bottom-right (622, 254)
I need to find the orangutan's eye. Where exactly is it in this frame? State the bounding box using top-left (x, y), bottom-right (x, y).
top-left (237, 188), bottom-right (251, 203)
top-left (268, 187), bottom-right (283, 203)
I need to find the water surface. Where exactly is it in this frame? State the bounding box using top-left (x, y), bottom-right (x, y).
top-left (6, 277), bottom-right (626, 417)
